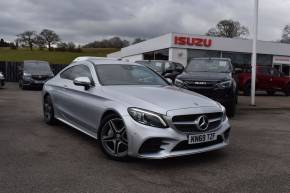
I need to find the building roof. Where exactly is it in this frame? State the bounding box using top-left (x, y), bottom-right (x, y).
top-left (108, 33), bottom-right (290, 58)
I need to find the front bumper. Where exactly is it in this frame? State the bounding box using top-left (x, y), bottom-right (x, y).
top-left (23, 79), bottom-right (48, 87)
top-left (123, 109), bottom-right (230, 159)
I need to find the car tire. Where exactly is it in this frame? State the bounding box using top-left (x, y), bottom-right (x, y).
top-left (43, 95), bottom-right (57, 125)
top-left (99, 114), bottom-right (129, 161)
top-left (244, 81), bottom-right (251, 96)
top-left (285, 84), bottom-right (290, 96)
top-left (267, 90), bottom-right (275, 96)
top-left (19, 80), bottom-right (25, 90)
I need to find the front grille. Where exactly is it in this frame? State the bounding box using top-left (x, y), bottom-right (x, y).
top-left (172, 112), bottom-right (222, 122)
top-left (172, 112), bottom-right (223, 133)
top-left (32, 75), bottom-right (49, 81)
top-left (172, 136), bottom-right (224, 152)
top-left (184, 80), bottom-right (216, 88)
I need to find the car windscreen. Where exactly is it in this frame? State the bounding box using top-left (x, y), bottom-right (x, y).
top-left (186, 59), bottom-right (231, 73)
top-left (95, 64), bottom-right (169, 86)
top-left (24, 62), bottom-right (52, 73)
top-left (145, 61), bottom-right (164, 73)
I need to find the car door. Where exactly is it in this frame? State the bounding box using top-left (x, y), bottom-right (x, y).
top-left (57, 64), bottom-right (100, 132)
top-left (256, 67), bottom-right (271, 90)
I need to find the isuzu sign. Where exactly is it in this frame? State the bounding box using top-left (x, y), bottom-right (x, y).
top-left (174, 36), bottom-right (212, 47)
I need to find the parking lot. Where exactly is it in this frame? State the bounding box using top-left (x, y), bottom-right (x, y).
top-left (0, 83), bottom-right (290, 193)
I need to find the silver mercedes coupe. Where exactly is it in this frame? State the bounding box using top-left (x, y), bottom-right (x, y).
top-left (42, 57), bottom-right (231, 160)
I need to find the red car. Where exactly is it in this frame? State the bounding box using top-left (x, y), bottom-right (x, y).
top-left (238, 65), bottom-right (290, 96)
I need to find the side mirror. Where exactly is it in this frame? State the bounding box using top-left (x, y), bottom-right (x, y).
top-left (175, 65), bottom-right (185, 73)
top-left (73, 77), bottom-right (93, 90)
top-left (164, 68), bottom-right (174, 75)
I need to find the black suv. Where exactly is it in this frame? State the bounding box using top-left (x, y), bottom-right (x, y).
top-left (19, 60), bottom-right (54, 89)
top-left (135, 60), bottom-right (184, 80)
top-left (174, 58), bottom-right (238, 117)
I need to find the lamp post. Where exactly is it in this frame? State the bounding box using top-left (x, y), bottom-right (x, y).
top-left (251, 0), bottom-right (259, 106)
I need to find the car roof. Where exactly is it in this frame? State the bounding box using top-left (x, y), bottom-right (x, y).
top-left (72, 56), bottom-right (118, 62)
top-left (190, 57), bottom-right (231, 61)
top-left (72, 57), bottom-right (142, 66)
top-left (90, 59), bottom-right (142, 66)
top-left (24, 60), bottom-right (49, 63)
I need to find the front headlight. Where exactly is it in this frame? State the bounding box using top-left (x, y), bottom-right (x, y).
top-left (216, 80), bottom-right (232, 88)
top-left (174, 78), bottom-right (184, 87)
top-left (23, 72), bottom-right (32, 78)
top-left (221, 105), bottom-right (227, 121)
top-left (128, 108), bottom-right (168, 128)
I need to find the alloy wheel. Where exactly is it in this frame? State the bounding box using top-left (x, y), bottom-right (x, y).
top-left (44, 97), bottom-right (53, 122)
top-left (101, 118), bottom-right (128, 158)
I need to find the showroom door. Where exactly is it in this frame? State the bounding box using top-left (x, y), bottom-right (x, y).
top-left (272, 56), bottom-right (290, 77)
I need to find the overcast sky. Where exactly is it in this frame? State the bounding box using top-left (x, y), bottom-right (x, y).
top-left (0, 0), bottom-right (290, 44)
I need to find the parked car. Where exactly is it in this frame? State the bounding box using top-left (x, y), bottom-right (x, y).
top-left (135, 60), bottom-right (184, 80)
top-left (174, 58), bottom-right (238, 117)
top-left (19, 60), bottom-right (54, 89)
top-left (238, 65), bottom-right (290, 96)
top-left (43, 57), bottom-right (231, 161)
top-left (0, 72), bottom-right (5, 87)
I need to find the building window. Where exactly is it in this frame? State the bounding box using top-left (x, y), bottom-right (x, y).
top-left (143, 52), bottom-right (154, 60)
top-left (143, 49), bottom-right (169, 60)
top-left (187, 49), bottom-right (221, 62)
top-left (221, 52), bottom-right (251, 68)
top-left (257, 54), bottom-right (272, 66)
top-left (154, 49), bottom-right (169, 60)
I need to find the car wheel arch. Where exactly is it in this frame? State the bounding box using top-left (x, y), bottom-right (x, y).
top-left (97, 109), bottom-right (123, 139)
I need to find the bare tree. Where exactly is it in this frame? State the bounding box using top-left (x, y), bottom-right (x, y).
top-left (132, 38), bottom-right (146, 45)
top-left (39, 29), bottom-right (60, 50)
top-left (281, 25), bottom-right (290, 43)
top-left (206, 19), bottom-right (249, 38)
top-left (34, 35), bottom-right (46, 50)
top-left (17, 31), bottom-right (37, 51)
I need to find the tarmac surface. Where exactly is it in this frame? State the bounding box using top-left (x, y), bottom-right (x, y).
top-left (0, 83), bottom-right (290, 193)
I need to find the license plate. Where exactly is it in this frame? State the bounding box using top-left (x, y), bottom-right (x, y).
top-left (188, 132), bottom-right (217, 144)
top-left (34, 80), bottom-right (44, 84)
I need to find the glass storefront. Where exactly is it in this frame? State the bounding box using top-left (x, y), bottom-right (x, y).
top-left (187, 50), bottom-right (221, 60)
top-left (187, 49), bottom-right (273, 69)
top-left (143, 49), bottom-right (169, 60)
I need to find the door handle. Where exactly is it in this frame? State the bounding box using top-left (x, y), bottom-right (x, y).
top-left (63, 84), bottom-right (68, 88)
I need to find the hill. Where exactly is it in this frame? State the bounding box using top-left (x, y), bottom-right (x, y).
top-left (0, 48), bottom-right (119, 64)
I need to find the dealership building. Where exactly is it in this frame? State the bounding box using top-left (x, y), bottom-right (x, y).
top-left (108, 33), bottom-right (290, 76)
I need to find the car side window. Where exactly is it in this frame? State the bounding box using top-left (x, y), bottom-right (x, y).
top-left (269, 68), bottom-right (280, 77)
top-left (60, 65), bottom-right (92, 81)
top-left (150, 62), bottom-right (163, 73)
top-left (259, 67), bottom-right (270, 75)
top-left (164, 62), bottom-right (174, 71)
top-left (60, 67), bottom-right (74, 80)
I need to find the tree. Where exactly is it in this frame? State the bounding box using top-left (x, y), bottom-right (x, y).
top-left (132, 38), bottom-right (146, 45)
top-left (17, 31), bottom-right (37, 50)
top-left (83, 37), bottom-right (129, 48)
top-left (34, 35), bottom-right (46, 50)
top-left (0, 38), bottom-right (10, 47)
top-left (281, 25), bottom-right (290, 43)
top-left (206, 19), bottom-right (249, 38)
top-left (39, 29), bottom-right (60, 50)
top-left (67, 42), bottom-right (76, 51)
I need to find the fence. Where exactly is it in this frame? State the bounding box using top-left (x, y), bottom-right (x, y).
top-left (0, 61), bottom-right (68, 82)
